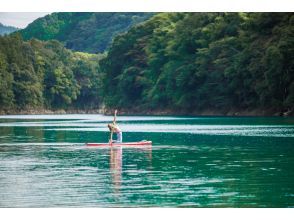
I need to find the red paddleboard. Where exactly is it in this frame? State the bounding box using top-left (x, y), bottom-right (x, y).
top-left (86, 141), bottom-right (152, 147)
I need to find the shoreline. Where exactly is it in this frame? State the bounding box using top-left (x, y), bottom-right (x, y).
top-left (0, 107), bottom-right (293, 117)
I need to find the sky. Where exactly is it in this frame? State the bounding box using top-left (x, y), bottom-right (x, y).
top-left (0, 12), bottom-right (51, 28)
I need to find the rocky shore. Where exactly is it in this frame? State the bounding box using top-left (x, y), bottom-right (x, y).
top-left (1, 107), bottom-right (293, 117)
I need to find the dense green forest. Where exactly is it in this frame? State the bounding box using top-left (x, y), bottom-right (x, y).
top-left (0, 23), bottom-right (19, 36)
top-left (101, 12), bottom-right (294, 115)
top-left (0, 33), bottom-right (104, 112)
top-left (0, 13), bottom-right (293, 115)
top-left (19, 12), bottom-right (154, 53)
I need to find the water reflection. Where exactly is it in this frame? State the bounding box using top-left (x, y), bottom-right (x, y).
top-left (109, 146), bottom-right (152, 196)
top-left (110, 147), bottom-right (122, 195)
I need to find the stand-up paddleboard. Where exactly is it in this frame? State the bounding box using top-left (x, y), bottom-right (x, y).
top-left (86, 141), bottom-right (152, 147)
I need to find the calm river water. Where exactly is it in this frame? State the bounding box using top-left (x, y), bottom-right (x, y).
top-left (0, 114), bottom-right (293, 207)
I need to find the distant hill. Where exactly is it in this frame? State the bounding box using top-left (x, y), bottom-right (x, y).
top-left (0, 23), bottom-right (19, 36)
top-left (19, 12), bottom-right (155, 53)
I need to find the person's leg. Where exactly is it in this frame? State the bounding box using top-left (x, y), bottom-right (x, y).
top-left (117, 132), bottom-right (122, 143)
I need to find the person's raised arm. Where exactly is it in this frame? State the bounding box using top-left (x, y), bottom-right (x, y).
top-left (113, 109), bottom-right (118, 123)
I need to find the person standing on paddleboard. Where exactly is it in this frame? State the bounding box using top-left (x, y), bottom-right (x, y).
top-left (108, 109), bottom-right (123, 143)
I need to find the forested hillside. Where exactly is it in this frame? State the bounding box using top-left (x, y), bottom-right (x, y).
top-left (0, 33), bottom-right (104, 113)
top-left (0, 23), bottom-right (19, 36)
top-left (101, 13), bottom-right (294, 115)
top-left (0, 13), bottom-right (293, 115)
top-left (19, 12), bottom-right (154, 53)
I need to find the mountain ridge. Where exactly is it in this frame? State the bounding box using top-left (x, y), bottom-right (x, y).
top-left (19, 12), bottom-right (155, 53)
top-left (0, 23), bottom-right (19, 36)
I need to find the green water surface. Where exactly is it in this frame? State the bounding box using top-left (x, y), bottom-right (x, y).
top-left (0, 114), bottom-right (293, 207)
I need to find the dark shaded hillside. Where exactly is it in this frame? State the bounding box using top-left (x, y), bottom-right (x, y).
top-left (101, 13), bottom-right (294, 115)
top-left (0, 23), bottom-right (19, 36)
top-left (19, 12), bottom-right (155, 53)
